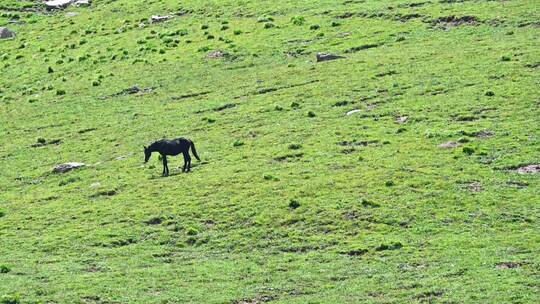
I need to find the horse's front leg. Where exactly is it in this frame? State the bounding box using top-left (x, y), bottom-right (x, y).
top-left (162, 155), bottom-right (168, 176)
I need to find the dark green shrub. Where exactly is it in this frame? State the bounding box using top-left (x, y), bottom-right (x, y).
top-left (288, 144), bottom-right (302, 150)
top-left (289, 199), bottom-right (300, 209)
top-left (291, 16), bottom-right (305, 26)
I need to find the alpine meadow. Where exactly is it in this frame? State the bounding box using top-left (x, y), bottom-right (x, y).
top-left (0, 0), bottom-right (539, 303)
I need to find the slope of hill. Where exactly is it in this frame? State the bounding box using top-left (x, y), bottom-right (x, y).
top-left (0, 0), bottom-right (539, 303)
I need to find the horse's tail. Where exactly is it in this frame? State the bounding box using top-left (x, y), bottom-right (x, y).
top-left (190, 141), bottom-right (201, 161)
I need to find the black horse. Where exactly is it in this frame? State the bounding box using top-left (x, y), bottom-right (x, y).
top-left (144, 138), bottom-right (200, 176)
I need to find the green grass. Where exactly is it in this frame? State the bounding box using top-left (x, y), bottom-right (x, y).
top-left (1, 0), bottom-right (539, 303)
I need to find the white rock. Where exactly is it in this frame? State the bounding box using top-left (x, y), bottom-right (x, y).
top-left (346, 109), bottom-right (361, 116)
top-left (53, 162), bottom-right (86, 173)
top-left (74, 0), bottom-right (91, 6)
top-left (150, 15), bottom-right (173, 23)
top-left (45, 0), bottom-right (75, 10)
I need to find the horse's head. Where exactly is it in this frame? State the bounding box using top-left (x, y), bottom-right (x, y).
top-left (143, 146), bottom-right (151, 163)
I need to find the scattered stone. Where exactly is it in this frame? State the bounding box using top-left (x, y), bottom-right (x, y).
top-left (150, 15), bottom-right (173, 23)
top-left (31, 138), bottom-right (62, 148)
top-left (336, 32), bottom-right (352, 37)
top-left (115, 153), bottom-right (133, 160)
top-left (339, 140), bottom-right (379, 147)
top-left (207, 50), bottom-right (227, 59)
top-left (438, 141), bottom-right (459, 149)
top-left (467, 182), bottom-right (483, 192)
top-left (316, 53), bottom-right (346, 62)
top-left (89, 182), bottom-right (101, 189)
top-left (395, 116), bottom-right (408, 124)
top-left (346, 109), bottom-right (362, 116)
top-left (474, 130), bottom-right (494, 138)
top-left (496, 262), bottom-right (522, 269)
top-left (515, 164), bottom-right (540, 174)
top-left (506, 180), bottom-right (528, 188)
top-left (53, 162), bottom-right (85, 173)
top-left (45, 0), bottom-right (75, 10)
top-left (144, 217), bottom-right (163, 225)
top-left (0, 27), bottom-right (16, 39)
top-left (344, 248), bottom-right (368, 256)
top-left (107, 86), bottom-right (155, 98)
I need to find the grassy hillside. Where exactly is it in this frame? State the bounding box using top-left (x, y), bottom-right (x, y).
top-left (0, 0), bottom-right (539, 303)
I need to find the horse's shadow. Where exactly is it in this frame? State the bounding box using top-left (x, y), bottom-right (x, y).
top-left (148, 161), bottom-right (209, 179)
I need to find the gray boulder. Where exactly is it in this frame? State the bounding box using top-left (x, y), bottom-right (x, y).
top-left (0, 27), bottom-right (15, 39)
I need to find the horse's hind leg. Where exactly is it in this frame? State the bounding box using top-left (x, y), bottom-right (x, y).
top-left (182, 151), bottom-right (191, 172)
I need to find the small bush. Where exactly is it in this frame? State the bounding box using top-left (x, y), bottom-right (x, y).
top-left (263, 174), bottom-right (278, 181)
top-left (485, 91), bottom-right (495, 97)
top-left (274, 105), bottom-right (283, 111)
top-left (257, 16), bottom-right (274, 23)
top-left (291, 16), bottom-right (305, 26)
top-left (0, 265), bottom-right (10, 273)
top-left (264, 23), bottom-right (275, 29)
top-left (307, 111), bottom-right (316, 117)
top-left (375, 242), bottom-right (403, 251)
top-left (501, 55), bottom-right (511, 61)
top-left (309, 24), bottom-right (320, 30)
top-left (288, 199), bottom-right (301, 209)
top-left (0, 295), bottom-right (20, 304)
top-left (361, 198), bottom-right (380, 208)
top-left (56, 89), bottom-right (66, 96)
top-left (186, 227), bottom-right (198, 236)
top-left (462, 147), bottom-right (475, 155)
top-left (233, 30), bottom-right (242, 35)
top-left (291, 102), bottom-right (300, 108)
top-left (220, 25), bottom-right (229, 31)
top-left (331, 21), bottom-right (341, 27)
top-left (233, 140), bottom-right (244, 147)
top-left (201, 25), bottom-right (209, 30)
top-left (385, 181), bottom-right (395, 187)
top-left (288, 144), bottom-right (302, 150)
